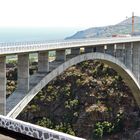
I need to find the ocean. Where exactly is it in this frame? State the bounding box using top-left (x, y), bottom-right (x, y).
top-left (0, 27), bottom-right (81, 43)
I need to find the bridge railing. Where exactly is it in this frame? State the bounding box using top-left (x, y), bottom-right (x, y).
top-left (0, 115), bottom-right (85, 140)
top-left (0, 36), bottom-right (140, 55)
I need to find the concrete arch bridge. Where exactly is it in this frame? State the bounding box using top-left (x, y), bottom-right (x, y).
top-left (0, 37), bottom-right (140, 139)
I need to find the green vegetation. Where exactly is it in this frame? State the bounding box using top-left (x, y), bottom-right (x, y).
top-left (37, 118), bottom-right (75, 135)
top-left (93, 112), bottom-right (124, 139)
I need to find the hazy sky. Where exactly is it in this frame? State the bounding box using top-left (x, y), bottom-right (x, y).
top-left (0, 0), bottom-right (139, 28)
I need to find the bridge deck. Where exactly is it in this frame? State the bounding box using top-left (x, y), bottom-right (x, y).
top-left (0, 36), bottom-right (140, 55)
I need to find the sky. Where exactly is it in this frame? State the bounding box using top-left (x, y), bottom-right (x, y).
top-left (0, 0), bottom-right (139, 29)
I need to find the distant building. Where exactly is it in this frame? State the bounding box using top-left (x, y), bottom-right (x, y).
top-left (112, 34), bottom-right (131, 37)
top-left (131, 32), bottom-right (140, 36)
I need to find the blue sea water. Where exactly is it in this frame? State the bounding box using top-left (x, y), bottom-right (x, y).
top-left (0, 27), bottom-right (81, 43)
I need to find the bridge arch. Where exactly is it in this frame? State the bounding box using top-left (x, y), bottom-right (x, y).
top-left (7, 52), bottom-right (140, 118)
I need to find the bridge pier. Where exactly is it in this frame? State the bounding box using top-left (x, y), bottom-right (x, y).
top-left (105, 44), bottom-right (114, 56)
top-left (66, 48), bottom-right (80, 60)
top-left (0, 56), bottom-right (6, 115)
top-left (71, 48), bottom-right (80, 55)
top-left (56, 49), bottom-right (66, 61)
top-left (38, 51), bottom-right (49, 73)
top-left (84, 47), bottom-right (93, 53)
top-left (125, 43), bottom-right (133, 71)
top-left (115, 43), bottom-right (125, 63)
top-left (50, 49), bottom-right (66, 71)
top-left (132, 42), bottom-right (140, 83)
top-left (96, 46), bottom-right (104, 53)
top-left (17, 54), bottom-right (29, 92)
top-left (104, 45), bottom-right (107, 53)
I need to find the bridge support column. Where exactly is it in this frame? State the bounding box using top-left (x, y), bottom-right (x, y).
top-left (84, 47), bottom-right (93, 53)
top-left (125, 43), bottom-right (133, 71)
top-left (114, 44), bottom-right (117, 57)
top-left (115, 43), bottom-right (126, 63)
top-left (105, 44), bottom-right (114, 56)
top-left (56, 49), bottom-right (66, 61)
top-left (132, 42), bottom-right (140, 83)
top-left (17, 54), bottom-right (29, 92)
top-left (0, 56), bottom-right (6, 115)
top-left (96, 46), bottom-right (104, 53)
top-left (71, 48), bottom-right (80, 55)
top-left (66, 48), bottom-right (80, 60)
top-left (38, 51), bottom-right (49, 73)
top-left (49, 50), bottom-right (66, 71)
top-left (130, 43), bottom-right (133, 71)
top-left (104, 45), bottom-right (107, 53)
top-left (122, 44), bottom-right (126, 64)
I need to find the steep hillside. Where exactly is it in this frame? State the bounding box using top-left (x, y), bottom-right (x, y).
top-left (16, 60), bottom-right (140, 140)
top-left (66, 16), bottom-right (140, 39)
